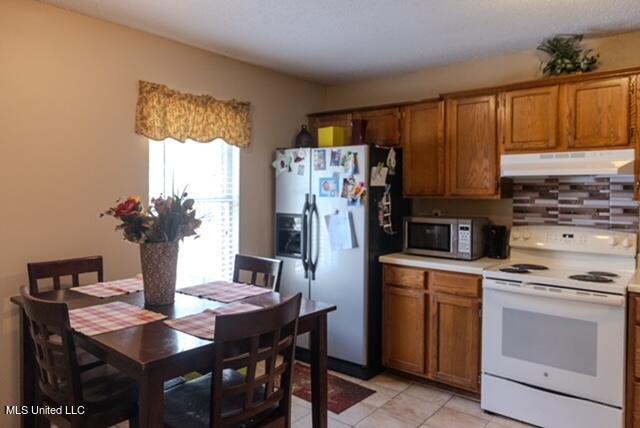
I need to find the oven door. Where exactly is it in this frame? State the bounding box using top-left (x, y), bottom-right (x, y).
top-left (403, 217), bottom-right (457, 258)
top-left (482, 279), bottom-right (626, 407)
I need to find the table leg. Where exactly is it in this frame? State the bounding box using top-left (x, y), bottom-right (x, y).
top-left (138, 371), bottom-right (164, 428)
top-left (309, 313), bottom-right (328, 428)
top-left (19, 310), bottom-right (36, 428)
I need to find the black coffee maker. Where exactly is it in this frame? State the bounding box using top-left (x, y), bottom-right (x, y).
top-left (487, 225), bottom-right (509, 259)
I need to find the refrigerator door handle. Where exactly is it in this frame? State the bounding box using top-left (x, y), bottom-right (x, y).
top-left (309, 196), bottom-right (320, 280)
top-left (301, 193), bottom-right (310, 279)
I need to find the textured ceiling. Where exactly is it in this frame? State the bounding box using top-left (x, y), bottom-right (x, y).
top-left (40, 0), bottom-right (640, 84)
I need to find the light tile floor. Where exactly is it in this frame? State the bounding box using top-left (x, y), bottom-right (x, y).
top-left (110, 370), bottom-right (535, 428)
top-left (291, 371), bottom-right (536, 428)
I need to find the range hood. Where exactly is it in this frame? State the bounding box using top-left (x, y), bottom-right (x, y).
top-left (501, 149), bottom-right (635, 177)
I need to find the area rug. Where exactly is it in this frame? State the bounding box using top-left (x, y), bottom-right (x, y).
top-left (291, 363), bottom-right (375, 414)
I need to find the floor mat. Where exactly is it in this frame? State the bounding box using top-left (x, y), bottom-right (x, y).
top-left (291, 363), bottom-right (375, 414)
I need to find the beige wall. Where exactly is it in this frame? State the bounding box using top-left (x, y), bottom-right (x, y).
top-left (325, 31), bottom-right (640, 109)
top-left (0, 1), bottom-right (324, 424)
top-left (324, 31), bottom-right (640, 223)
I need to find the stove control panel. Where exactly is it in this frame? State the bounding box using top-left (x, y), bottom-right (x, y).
top-left (510, 225), bottom-right (637, 256)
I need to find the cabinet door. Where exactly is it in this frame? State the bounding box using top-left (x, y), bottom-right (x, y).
top-left (501, 86), bottom-right (559, 152)
top-left (383, 285), bottom-right (425, 374)
top-left (401, 101), bottom-right (445, 197)
top-left (446, 95), bottom-right (498, 197)
top-left (562, 76), bottom-right (630, 149)
top-left (308, 113), bottom-right (352, 144)
top-left (428, 293), bottom-right (480, 392)
top-left (353, 108), bottom-right (400, 147)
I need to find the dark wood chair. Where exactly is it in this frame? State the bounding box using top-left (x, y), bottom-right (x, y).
top-left (20, 286), bottom-right (139, 428)
top-left (28, 256), bottom-right (106, 372)
top-left (233, 254), bottom-right (283, 292)
top-left (164, 293), bottom-right (302, 428)
top-left (28, 256), bottom-right (104, 294)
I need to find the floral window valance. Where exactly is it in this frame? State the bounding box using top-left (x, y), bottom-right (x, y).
top-left (135, 80), bottom-right (251, 148)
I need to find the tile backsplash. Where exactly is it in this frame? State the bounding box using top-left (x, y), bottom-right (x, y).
top-left (512, 176), bottom-right (639, 230)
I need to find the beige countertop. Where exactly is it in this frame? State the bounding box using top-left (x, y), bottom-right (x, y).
top-left (628, 271), bottom-right (640, 293)
top-left (379, 252), bottom-right (502, 275)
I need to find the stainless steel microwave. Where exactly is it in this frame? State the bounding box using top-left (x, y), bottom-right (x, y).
top-left (403, 217), bottom-right (489, 260)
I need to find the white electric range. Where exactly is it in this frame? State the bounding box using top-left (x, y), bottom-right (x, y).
top-left (481, 225), bottom-right (638, 428)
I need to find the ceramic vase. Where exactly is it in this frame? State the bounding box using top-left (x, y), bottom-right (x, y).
top-left (139, 241), bottom-right (179, 305)
top-left (295, 124), bottom-right (314, 148)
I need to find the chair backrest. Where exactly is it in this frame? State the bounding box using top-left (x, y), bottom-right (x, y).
top-left (232, 254), bottom-right (283, 292)
top-left (20, 286), bottom-right (82, 406)
top-left (210, 293), bottom-right (302, 428)
top-left (28, 256), bottom-right (104, 294)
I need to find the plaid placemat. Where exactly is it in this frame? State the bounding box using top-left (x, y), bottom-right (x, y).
top-left (164, 302), bottom-right (262, 340)
top-left (69, 301), bottom-right (166, 336)
top-left (178, 281), bottom-right (271, 303)
top-left (71, 277), bottom-right (144, 299)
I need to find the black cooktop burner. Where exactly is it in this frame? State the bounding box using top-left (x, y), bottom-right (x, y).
top-left (569, 274), bottom-right (614, 283)
top-left (500, 268), bottom-right (531, 274)
top-left (586, 271), bottom-right (619, 278)
top-left (511, 264), bottom-right (549, 271)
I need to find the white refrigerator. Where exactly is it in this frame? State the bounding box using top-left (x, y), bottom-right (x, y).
top-left (274, 145), bottom-right (406, 375)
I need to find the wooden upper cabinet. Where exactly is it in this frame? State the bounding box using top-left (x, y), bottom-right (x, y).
top-left (428, 292), bottom-right (481, 392)
top-left (446, 95), bottom-right (498, 197)
top-left (352, 107), bottom-right (400, 147)
top-left (308, 113), bottom-right (352, 144)
top-left (501, 86), bottom-right (560, 153)
top-left (561, 76), bottom-right (632, 149)
top-left (401, 101), bottom-right (445, 197)
top-left (382, 285), bottom-right (425, 375)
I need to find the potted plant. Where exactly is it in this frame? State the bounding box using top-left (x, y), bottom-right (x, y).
top-left (537, 34), bottom-right (599, 76)
top-left (101, 191), bottom-right (201, 305)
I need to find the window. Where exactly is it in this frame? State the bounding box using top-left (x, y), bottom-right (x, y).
top-left (149, 138), bottom-right (239, 286)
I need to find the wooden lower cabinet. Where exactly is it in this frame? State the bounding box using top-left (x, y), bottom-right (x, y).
top-left (382, 264), bottom-right (482, 393)
top-left (382, 285), bottom-right (425, 374)
top-left (428, 292), bottom-right (481, 392)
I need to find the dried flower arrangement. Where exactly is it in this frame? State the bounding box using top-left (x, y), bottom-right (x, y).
top-left (100, 191), bottom-right (201, 243)
top-left (537, 34), bottom-right (599, 76)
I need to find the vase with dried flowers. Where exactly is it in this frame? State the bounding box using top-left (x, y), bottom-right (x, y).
top-left (101, 191), bottom-right (201, 305)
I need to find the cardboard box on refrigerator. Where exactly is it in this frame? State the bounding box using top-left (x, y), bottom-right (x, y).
top-left (318, 126), bottom-right (351, 147)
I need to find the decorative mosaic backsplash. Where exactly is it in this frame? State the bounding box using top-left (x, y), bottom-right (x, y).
top-left (512, 176), bottom-right (639, 230)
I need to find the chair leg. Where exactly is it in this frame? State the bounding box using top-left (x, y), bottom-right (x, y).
top-left (129, 414), bottom-right (140, 428)
top-left (34, 414), bottom-right (51, 428)
top-left (69, 415), bottom-right (85, 428)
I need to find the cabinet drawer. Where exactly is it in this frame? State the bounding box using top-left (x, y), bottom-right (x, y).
top-left (384, 265), bottom-right (426, 289)
top-left (430, 271), bottom-right (481, 297)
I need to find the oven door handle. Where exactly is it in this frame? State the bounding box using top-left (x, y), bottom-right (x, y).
top-left (484, 280), bottom-right (626, 307)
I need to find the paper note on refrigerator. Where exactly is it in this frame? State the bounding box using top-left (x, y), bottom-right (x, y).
top-left (370, 165), bottom-right (388, 186)
top-left (324, 211), bottom-right (357, 251)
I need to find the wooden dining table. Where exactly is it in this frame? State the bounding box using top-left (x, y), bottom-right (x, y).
top-left (10, 286), bottom-right (336, 428)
